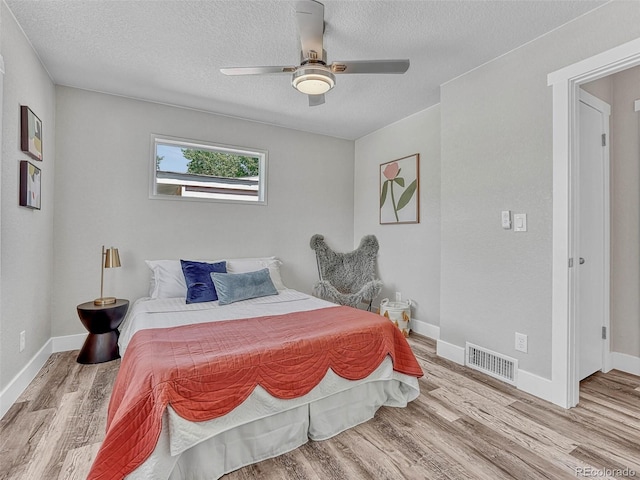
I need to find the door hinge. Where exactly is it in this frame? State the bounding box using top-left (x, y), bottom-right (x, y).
top-left (569, 258), bottom-right (574, 268)
top-left (602, 133), bottom-right (607, 147)
top-left (602, 326), bottom-right (607, 339)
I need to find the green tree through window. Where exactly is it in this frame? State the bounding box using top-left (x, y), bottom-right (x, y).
top-left (182, 149), bottom-right (259, 178)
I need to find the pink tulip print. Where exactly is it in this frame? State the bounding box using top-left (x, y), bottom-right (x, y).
top-left (380, 156), bottom-right (419, 223)
top-left (383, 162), bottom-right (400, 181)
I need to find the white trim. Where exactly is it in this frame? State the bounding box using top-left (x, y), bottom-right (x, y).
top-left (578, 89), bottom-right (610, 115)
top-left (52, 333), bottom-right (86, 353)
top-left (0, 334), bottom-right (87, 420)
top-left (411, 318), bottom-right (440, 340)
top-left (436, 339), bottom-right (465, 365)
top-left (634, 99), bottom-right (640, 112)
top-left (0, 339), bottom-right (53, 419)
top-left (610, 352), bottom-right (640, 377)
top-left (517, 370), bottom-right (554, 403)
top-left (0, 54), bottom-right (5, 74)
top-left (548, 38), bottom-right (640, 87)
top-left (548, 36), bottom-right (640, 408)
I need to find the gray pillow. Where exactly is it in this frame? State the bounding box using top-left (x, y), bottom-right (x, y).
top-left (210, 268), bottom-right (278, 305)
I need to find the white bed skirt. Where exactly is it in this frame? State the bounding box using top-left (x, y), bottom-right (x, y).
top-left (125, 357), bottom-right (419, 480)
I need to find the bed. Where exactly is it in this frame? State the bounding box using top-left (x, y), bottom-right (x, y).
top-left (87, 257), bottom-right (423, 480)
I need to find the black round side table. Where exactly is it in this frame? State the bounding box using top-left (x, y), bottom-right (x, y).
top-left (76, 299), bottom-right (129, 364)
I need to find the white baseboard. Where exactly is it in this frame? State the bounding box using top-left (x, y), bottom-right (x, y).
top-left (517, 369), bottom-right (554, 403)
top-left (411, 318), bottom-right (440, 340)
top-left (0, 333), bottom-right (87, 420)
top-left (435, 339), bottom-right (553, 403)
top-left (0, 338), bottom-right (53, 419)
top-left (52, 333), bottom-right (86, 352)
top-left (436, 339), bottom-right (465, 365)
top-left (610, 352), bottom-right (640, 376)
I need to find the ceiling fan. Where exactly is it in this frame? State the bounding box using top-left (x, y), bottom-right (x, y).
top-left (220, 0), bottom-right (410, 107)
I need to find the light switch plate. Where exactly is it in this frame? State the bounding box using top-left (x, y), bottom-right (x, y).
top-left (514, 213), bottom-right (527, 232)
top-left (501, 210), bottom-right (511, 229)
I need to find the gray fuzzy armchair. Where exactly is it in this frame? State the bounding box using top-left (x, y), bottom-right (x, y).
top-left (310, 234), bottom-right (383, 309)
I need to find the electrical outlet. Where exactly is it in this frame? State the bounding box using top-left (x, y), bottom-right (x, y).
top-left (19, 331), bottom-right (26, 352)
top-left (395, 292), bottom-right (402, 302)
top-left (515, 332), bottom-right (528, 353)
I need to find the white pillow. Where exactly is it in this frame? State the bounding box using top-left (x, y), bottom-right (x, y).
top-left (226, 257), bottom-right (286, 291)
top-left (145, 260), bottom-right (187, 299)
top-left (146, 256), bottom-right (287, 298)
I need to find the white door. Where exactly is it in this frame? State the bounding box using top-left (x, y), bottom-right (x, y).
top-left (577, 90), bottom-right (610, 381)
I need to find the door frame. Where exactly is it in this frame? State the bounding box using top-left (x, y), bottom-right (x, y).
top-left (548, 37), bottom-right (640, 408)
top-left (577, 88), bottom-right (611, 380)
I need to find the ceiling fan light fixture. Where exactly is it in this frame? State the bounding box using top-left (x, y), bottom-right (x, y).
top-left (292, 68), bottom-right (335, 95)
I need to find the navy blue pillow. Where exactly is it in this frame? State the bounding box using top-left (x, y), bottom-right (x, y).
top-left (180, 260), bottom-right (227, 304)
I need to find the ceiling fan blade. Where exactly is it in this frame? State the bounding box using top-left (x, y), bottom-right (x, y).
top-left (330, 60), bottom-right (410, 74)
top-left (308, 94), bottom-right (325, 107)
top-left (296, 0), bottom-right (324, 61)
top-left (220, 66), bottom-right (297, 76)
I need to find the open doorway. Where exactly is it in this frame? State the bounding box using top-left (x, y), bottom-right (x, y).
top-left (548, 38), bottom-right (640, 408)
top-left (582, 68), bottom-right (640, 383)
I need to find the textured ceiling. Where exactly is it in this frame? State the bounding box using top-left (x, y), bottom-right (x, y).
top-left (6, 0), bottom-right (605, 139)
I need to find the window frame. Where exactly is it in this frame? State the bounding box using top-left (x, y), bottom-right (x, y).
top-left (149, 134), bottom-right (268, 205)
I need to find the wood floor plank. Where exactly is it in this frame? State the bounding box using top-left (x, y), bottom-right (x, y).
top-left (25, 354), bottom-right (82, 412)
top-left (1, 336), bottom-right (639, 480)
top-left (509, 399), bottom-right (640, 471)
top-left (341, 414), bottom-right (449, 479)
top-left (0, 406), bottom-right (54, 480)
top-left (267, 446), bottom-right (324, 480)
top-left (57, 443), bottom-right (101, 480)
top-left (417, 357), bottom-right (516, 407)
top-left (377, 402), bottom-right (515, 480)
top-left (427, 384), bottom-right (592, 475)
top-left (19, 391), bottom-right (83, 480)
top-left (578, 391), bottom-right (640, 428)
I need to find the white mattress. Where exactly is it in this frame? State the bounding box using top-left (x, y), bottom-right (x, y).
top-left (118, 290), bottom-right (420, 480)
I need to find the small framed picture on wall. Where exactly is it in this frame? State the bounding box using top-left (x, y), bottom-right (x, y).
top-left (19, 160), bottom-right (42, 210)
top-left (20, 105), bottom-right (43, 161)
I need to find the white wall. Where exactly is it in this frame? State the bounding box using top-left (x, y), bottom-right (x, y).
top-left (53, 87), bottom-right (355, 337)
top-left (0, 2), bottom-right (56, 390)
top-left (440, 1), bottom-right (640, 379)
top-left (608, 66), bottom-right (640, 359)
top-left (354, 106), bottom-right (441, 331)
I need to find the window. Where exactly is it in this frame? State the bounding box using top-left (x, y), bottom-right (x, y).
top-left (150, 135), bottom-right (267, 204)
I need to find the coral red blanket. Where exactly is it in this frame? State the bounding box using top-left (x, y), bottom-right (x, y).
top-left (88, 306), bottom-right (423, 480)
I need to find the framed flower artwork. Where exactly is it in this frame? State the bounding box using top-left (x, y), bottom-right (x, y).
top-left (379, 153), bottom-right (419, 224)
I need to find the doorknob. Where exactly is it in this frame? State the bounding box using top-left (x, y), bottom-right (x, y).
top-left (579, 257), bottom-right (585, 264)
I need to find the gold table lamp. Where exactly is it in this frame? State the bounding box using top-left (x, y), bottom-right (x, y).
top-left (94, 245), bottom-right (121, 306)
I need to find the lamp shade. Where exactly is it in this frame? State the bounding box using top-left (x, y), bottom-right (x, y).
top-left (104, 247), bottom-right (121, 268)
top-left (94, 245), bottom-right (122, 306)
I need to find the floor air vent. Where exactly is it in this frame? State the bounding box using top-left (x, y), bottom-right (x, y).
top-left (465, 342), bottom-right (518, 385)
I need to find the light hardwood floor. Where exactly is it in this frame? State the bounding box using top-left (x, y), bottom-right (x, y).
top-left (1, 335), bottom-right (639, 479)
